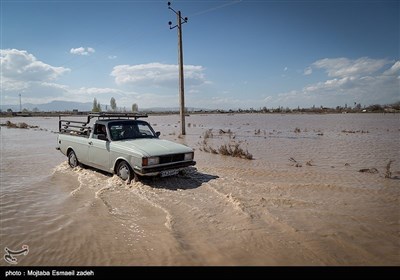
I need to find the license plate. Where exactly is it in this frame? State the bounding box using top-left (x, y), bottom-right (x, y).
top-left (161, 169), bottom-right (179, 177)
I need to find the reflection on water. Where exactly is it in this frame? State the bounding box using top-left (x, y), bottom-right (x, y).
top-left (1, 114), bottom-right (399, 265)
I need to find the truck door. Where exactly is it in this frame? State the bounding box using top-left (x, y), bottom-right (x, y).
top-left (88, 124), bottom-right (111, 171)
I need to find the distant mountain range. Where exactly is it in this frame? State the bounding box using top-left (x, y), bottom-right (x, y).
top-left (1, 101), bottom-right (92, 112)
top-left (0, 100), bottom-right (207, 113)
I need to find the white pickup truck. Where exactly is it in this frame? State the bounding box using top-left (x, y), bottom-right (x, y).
top-left (56, 113), bottom-right (196, 182)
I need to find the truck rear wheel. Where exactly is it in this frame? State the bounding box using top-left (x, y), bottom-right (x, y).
top-left (116, 161), bottom-right (138, 183)
top-left (68, 150), bottom-right (79, 168)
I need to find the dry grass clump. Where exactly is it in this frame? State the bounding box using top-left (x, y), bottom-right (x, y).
top-left (358, 160), bottom-right (398, 179)
top-left (200, 142), bottom-right (253, 160)
top-left (306, 160), bottom-right (314, 166)
top-left (289, 157), bottom-right (302, 167)
top-left (288, 157), bottom-right (315, 167)
top-left (199, 129), bottom-right (252, 160)
top-left (359, 168), bottom-right (379, 174)
top-left (203, 129), bottom-right (213, 140)
top-left (342, 129), bottom-right (369, 134)
top-left (385, 160), bottom-right (394, 179)
top-left (218, 143), bottom-right (253, 160)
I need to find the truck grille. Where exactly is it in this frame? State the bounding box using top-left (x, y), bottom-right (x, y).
top-left (159, 154), bottom-right (185, 164)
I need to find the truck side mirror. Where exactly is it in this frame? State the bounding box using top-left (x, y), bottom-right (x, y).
top-left (156, 131), bottom-right (161, 137)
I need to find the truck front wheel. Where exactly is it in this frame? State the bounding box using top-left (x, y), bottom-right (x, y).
top-left (68, 150), bottom-right (79, 168)
top-left (116, 161), bottom-right (138, 183)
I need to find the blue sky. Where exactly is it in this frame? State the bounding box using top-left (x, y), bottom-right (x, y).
top-left (1, 0), bottom-right (399, 110)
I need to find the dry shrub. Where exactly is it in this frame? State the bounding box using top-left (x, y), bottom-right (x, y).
top-left (359, 168), bottom-right (379, 174)
top-left (18, 122), bottom-right (29, 129)
top-left (200, 141), bottom-right (253, 160)
top-left (204, 129), bottom-right (213, 140)
top-left (5, 121), bottom-right (18, 128)
top-left (3, 121), bottom-right (37, 129)
top-left (289, 157), bottom-right (302, 167)
top-left (342, 130), bottom-right (369, 134)
top-left (385, 160), bottom-right (394, 179)
top-left (209, 147), bottom-right (218, 154)
top-left (218, 143), bottom-right (253, 160)
top-left (199, 128), bottom-right (252, 160)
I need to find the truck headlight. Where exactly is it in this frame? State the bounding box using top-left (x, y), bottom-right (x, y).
top-left (142, 157), bottom-right (159, 166)
top-left (184, 152), bottom-right (194, 161)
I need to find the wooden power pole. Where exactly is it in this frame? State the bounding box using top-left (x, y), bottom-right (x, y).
top-left (168, 2), bottom-right (188, 135)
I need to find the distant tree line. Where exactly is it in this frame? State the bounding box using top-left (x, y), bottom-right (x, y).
top-left (2, 101), bottom-right (399, 115)
top-left (91, 97), bottom-right (139, 113)
top-left (210, 102), bottom-right (400, 114)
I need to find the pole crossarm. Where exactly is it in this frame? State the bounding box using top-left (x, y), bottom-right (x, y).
top-left (168, 2), bottom-right (188, 29)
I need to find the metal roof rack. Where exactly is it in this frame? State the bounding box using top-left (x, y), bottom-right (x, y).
top-left (59, 112), bottom-right (148, 134)
top-left (89, 112), bottom-right (148, 120)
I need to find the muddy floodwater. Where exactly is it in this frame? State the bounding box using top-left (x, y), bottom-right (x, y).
top-left (1, 113), bottom-right (399, 266)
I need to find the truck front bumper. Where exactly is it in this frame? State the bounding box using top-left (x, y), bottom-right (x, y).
top-left (134, 160), bottom-right (196, 177)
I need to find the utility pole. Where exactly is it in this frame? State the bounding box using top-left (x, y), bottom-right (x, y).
top-left (19, 93), bottom-right (22, 112)
top-left (168, 1), bottom-right (188, 135)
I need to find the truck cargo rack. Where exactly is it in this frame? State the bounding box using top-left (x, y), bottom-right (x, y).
top-left (58, 119), bottom-right (91, 136)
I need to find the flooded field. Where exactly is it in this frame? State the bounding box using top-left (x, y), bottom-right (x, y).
top-left (1, 113), bottom-right (399, 266)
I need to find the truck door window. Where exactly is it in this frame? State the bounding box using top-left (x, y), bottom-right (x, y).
top-left (94, 124), bottom-right (107, 140)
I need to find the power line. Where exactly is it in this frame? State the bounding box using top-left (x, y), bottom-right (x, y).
top-left (189, 0), bottom-right (243, 18)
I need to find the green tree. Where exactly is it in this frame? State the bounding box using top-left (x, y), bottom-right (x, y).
top-left (92, 98), bottom-right (100, 112)
top-left (132, 103), bottom-right (138, 113)
top-left (110, 97), bottom-right (117, 111)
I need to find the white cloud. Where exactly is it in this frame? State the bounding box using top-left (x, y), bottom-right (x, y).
top-left (75, 87), bottom-right (124, 96)
top-left (383, 60), bottom-right (400, 76)
top-left (108, 55), bottom-right (117, 60)
top-left (263, 96), bottom-right (273, 103)
top-left (271, 59), bottom-right (400, 108)
top-left (111, 62), bottom-right (207, 87)
top-left (131, 93), bottom-right (178, 108)
top-left (4, 81), bottom-right (71, 104)
top-left (70, 47), bottom-right (95, 56)
top-left (311, 57), bottom-right (390, 78)
top-left (1, 49), bottom-right (72, 104)
top-left (303, 67), bottom-right (312, 75)
top-left (61, 87), bottom-right (136, 107)
top-left (0, 49), bottom-right (208, 107)
top-left (1, 49), bottom-right (70, 82)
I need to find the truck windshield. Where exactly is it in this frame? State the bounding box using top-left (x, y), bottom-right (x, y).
top-left (108, 121), bottom-right (157, 141)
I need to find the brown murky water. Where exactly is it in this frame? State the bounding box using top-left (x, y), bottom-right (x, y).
top-left (1, 113), bottom-right (399, 266)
